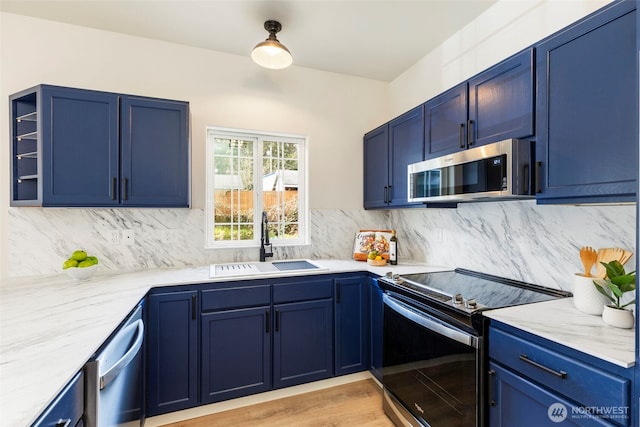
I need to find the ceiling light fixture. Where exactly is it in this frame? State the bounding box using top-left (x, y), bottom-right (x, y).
top-left (251, 20), bottom-right (293, 70)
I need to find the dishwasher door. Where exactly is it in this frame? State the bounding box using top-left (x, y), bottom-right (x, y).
top-left (85, 303), bottom-right (144, 427)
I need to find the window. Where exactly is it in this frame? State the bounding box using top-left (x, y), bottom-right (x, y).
top-left (205, 127), bottom-right (308, 249)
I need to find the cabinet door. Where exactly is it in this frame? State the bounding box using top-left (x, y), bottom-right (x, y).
top-left (41, 86), bottom-right (119, 206)
top-left (120, 96), bottom-right (189, 207)
top-left (489, 362), bottom-right (613, 427)
top-left (335, 276), bottom-right (369, 376)
top-left (33, 371), bottom-right (84, 427)
top-left (368, 277), bottom-right (383, 382)
top-left (424, 82), bottom-right (468, 159)
top-left (388, 106), bottom-right (424, 207)
top-left (273, 299), bottom-right (334, 389)
top-left (468, 48), bottom-right (534, 147)
top-left (201, 306), bottom-right (271, 404)
top-left (146, 290), bottom-right (198, 416)
top-left (363, 124), bottom-right (390, 209)
top-left (536, 2), bottom-right (637, 203)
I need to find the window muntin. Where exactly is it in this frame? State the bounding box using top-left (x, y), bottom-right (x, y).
top-left (206, 128), bottom-right (307, 249)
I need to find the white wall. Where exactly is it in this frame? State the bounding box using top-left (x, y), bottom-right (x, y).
top-left (0, 12), bottom-right (390, 278)
top-left (390, 0), bottom-right (611, 115)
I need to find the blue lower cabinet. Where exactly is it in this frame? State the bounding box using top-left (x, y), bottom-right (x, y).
top-left (488, 321), bottom-right (632, 427)
top-left (200, 306), bottom-right (271, 404)
top-left (335, 275), bottom-right (369, 376)
top-left (368, 277), bottom-right (383, 381)
top-left (32, 371), bottom-right (84, 427)
top-left (146, 290), bottom-right (198, 416)
top-left (488, 362), bottom-right (613, 427)
top-left (273, 299), bottom-right (334, 389)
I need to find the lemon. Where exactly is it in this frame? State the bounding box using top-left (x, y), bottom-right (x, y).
top-left (62, 259), bottom-right (78, 269)
top-left (71, 250), bottom-right (87, 262)
top-left (375, 255), bottom-right (382, 261)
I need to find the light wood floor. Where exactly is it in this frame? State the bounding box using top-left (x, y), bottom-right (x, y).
top-left (161, 379), bottom-right (394, 427)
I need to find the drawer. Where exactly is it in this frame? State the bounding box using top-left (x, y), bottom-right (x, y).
top-left (33, 370), bottom-right (84, 427)
top-left (489, 327), bottom-right (630, 411)
top-left (202, 284), bottom-right (271, 311)
top-left (273, 278), bottom-right (333, 303)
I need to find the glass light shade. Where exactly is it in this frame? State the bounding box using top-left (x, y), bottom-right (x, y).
top-left (251, 39), bottom-right (293, 69)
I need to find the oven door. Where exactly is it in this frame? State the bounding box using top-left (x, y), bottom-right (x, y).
top-left (382, 293), bottom-right (483, 427)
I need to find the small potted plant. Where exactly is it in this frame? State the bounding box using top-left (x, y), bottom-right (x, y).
top-left (593, 260), bottom-right (636, 329)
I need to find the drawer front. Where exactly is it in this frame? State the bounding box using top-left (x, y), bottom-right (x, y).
top-left (33, 370), bottom-right (84, 427)
top-left (489, 327), bottom-right (630, 411)
top-left (202, 284), bottom-right (271, 311)
top-left (273, 278), bottom-right (333, 303)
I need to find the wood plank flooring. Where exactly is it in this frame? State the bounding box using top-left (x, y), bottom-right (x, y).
top-left (161, 379), bottom-right (394, 427)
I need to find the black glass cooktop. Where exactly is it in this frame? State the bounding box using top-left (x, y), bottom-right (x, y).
top-left (383, 269), bottom-right (571, 313)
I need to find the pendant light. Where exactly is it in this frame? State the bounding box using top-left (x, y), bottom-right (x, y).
top-left (251, 20), bottom-right (293, 69)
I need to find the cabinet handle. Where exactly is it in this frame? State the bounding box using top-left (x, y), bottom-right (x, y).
top-left (123, 178), bottom-right (129, 200)
top-left (535, 162), bottom-right (542, 194)
top-left (275, 309), bottom-right (280, 332)
top-left (55, 419), bottom-right (71, 427)
top-left (191, 295), bottom-right (196, 320)
top-left (387, 185), bottom-right (392, 203)
top-left (487, 369), bottom-right (496, 407)
top-left (519, 354), bottom-right (567, 379)
top-left (265, 310), bottom-right (270, 333)
top-left (467, 120), bottom-right (474, 147)
top-left (523, 164), bottom-right (530, 194)
top-left (336, 282), bottom-right (341, 304)
top-left (383, 186), bottom-right (388, 204)
top-left (111, 177), bottom-right (117, 200)
top-left (459, 123), bottom-right (465, 148)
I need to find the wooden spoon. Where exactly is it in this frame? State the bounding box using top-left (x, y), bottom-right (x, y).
top-left (579, 246), bottom-right (597, 277)
top-left (618, 249), bottom-right (633, 266)
top-left (594, 247), bottom-right (625, 278)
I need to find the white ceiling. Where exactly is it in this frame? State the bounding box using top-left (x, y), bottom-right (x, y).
top-left (0, 0), bottom-right (498, 82)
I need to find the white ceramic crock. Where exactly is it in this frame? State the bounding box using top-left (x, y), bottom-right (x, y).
top-left (572, 273), bottom-right (610, 316)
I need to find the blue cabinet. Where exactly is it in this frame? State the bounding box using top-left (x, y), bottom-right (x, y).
top-left (200, 281), bottom-right (271, 404)
top-left (488, 321), bottom-right (632, 426)
top-left (535, 1), bottom-right (637, 204)
top-left (425, 48), bottom-right (533, 160)
top-left (32, 371), bottom-right (84, 427)
top-left (335, 275), bottom-right (369, 376)
top-left (368, 276), bottom-right (383, 382)
top-left (273, 277), bottom-right (334, 388)
top-left (146, 290), bottom-right (198, 416)
top-left (364, 106), bottom-right (424, 209)
top-left (9, 84), bottom-right (189, 207)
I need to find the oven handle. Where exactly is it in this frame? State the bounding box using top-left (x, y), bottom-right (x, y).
top-left (383, 293), bottom-right (479, 349)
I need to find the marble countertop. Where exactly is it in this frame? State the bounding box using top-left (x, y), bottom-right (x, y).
top-left (0, 259), bottom-right (448, 427)
top-left (484, 298), bottom-right (635, 369)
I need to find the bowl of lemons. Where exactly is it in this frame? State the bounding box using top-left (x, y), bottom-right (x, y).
top-left (63, 250), bottom-right (99, 280)
top-left (366, 250), bottom-right (387, 266)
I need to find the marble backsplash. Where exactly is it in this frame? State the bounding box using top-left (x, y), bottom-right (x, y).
top-left (6, 200), bottom-right (637, 292)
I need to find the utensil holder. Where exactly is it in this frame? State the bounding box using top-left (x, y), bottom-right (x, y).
top-left (572, 273), bottom-right (610, 316)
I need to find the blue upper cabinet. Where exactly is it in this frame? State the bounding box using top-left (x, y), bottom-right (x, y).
top-left (424, 48), bottom-right (534, 160)
top-left (424, 82), bottom-right (468, 159)
top-left (120, 96), bottom-right (189, 206)
top-left (363, 106), bottom-right (424, 209)
top-left (9, 84), bottom-right (190, 207)
top-left (468, 48), bottom-right (534, 148)
top-left (536, 1), bottom-right (637, 204)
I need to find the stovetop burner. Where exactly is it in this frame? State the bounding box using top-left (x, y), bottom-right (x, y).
top-left (380, 268), bottom-right (571, 316)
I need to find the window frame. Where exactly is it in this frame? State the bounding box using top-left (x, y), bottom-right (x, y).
top-left (205, 126), bottom-right (309, 249)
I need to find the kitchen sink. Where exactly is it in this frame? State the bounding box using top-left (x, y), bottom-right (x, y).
top-left (210, 260), bottom-right (325, 278)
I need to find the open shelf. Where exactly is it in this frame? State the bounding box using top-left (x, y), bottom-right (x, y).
top-left (16, 111), bottom-right (37, 122)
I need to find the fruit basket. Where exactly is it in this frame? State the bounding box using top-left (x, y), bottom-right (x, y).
top-left (367, 258), bottom-right (387, 267)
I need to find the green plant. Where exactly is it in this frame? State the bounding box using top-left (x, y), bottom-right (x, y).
top-left (593, 260), bottom-right (636, 309)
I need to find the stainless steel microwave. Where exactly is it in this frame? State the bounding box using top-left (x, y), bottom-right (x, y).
top-left (408, 139), bottom-right (534, 203)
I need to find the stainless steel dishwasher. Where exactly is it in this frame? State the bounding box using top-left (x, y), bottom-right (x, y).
top-left (85, 303), bottom-right (144, 427)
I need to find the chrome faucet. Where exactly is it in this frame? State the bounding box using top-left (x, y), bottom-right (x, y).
top-left (260, 211), bottom-right (273, 262)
